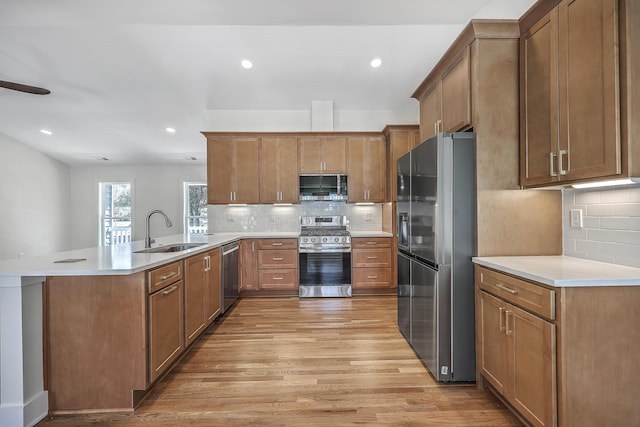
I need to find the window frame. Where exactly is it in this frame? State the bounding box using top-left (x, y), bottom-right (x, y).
top-left (99, 181), bottom-right (133, 246)
top-left (183, 181), bottom-right (208, 235)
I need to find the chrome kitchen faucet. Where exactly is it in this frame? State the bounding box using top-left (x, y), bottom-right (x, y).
top-left (145, 210), bottom-right (173, 248)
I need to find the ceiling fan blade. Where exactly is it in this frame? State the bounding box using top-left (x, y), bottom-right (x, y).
top-left (0, 80), bottom-right (51, 95)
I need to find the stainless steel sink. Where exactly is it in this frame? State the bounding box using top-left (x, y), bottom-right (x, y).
top-left (134, 243), bottom-right (206, 254)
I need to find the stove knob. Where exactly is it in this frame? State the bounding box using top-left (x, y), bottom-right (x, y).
top-left (310, 237), bottom-right (316, 243)
top-left (322, 237), bottom-right (327, 243)
top-left (342, 237), bottom-right (347, 242)
top-left (303, 237), bottom-right (308, 243)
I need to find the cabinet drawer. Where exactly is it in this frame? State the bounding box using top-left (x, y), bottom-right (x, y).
top-left (352, 267), bottom-right (392, 288)
top-left (352, 248), bottom-right (392, 268)
top-left (258, 269), bottom-right (298, 290)
top-left (148, 261), bottom-right (183, 294)
top-left (258, 249), bottom-right (298, 269)
top-left (351, 237), bottom-right (391, 248)
top-left (476, 266), bottom-right (555, 320)
top-left (257, 238), bottom-right (298, 250)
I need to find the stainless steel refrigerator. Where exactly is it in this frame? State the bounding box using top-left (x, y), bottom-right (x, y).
top-left (397, 132), bottom-right (476, 382)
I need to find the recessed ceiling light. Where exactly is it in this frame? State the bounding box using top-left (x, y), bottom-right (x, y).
top-left (40, 129), bottom-right (52, 135)
top-left (370, 58), bottom-right (382, 68)
top-left (241, 59), bottom-right (253, 69)
top-left (165, 127), bottom-right (176, 133)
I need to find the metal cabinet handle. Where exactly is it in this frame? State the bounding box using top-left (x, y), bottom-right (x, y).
top-left (162, 285), bottom-right (178, 296)
top-left (273, 277), bottom-right (284, 280)
top-left (366, 242), bottom-right (377, 245)
top-left (252, 241), bottom-right (255, 252)
top-left (367, 256), bottom-right (378, 259)
top-left (272, 257), bottom-right (283, 261)
top-left (434, 121), bottom-right (438, 136)
top-left (558, 149), bottom-right (567, 175)
top-left (367, 275), bottom-right (378, 279)
top-left (499, 307), bottom-right (505, 332)
top-left (160, 271), bottom-right (177, 281)
top-left (271, 243), bottom-right (283, 246)
top-left (549, 152), bottom-right (558, 177)
top-left (505, 311), bottom-right (513, 336)
top-left (496, 283), bottom-right (518, 295)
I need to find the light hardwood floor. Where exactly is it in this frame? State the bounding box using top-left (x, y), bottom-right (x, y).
top-left (38, 296), bottom-right (522, 426)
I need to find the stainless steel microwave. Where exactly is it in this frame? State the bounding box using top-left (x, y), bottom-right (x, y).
top-left (299, 174), bottom-right (348, 201)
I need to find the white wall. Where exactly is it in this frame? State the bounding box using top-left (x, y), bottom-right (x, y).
top-left (0, 132), bottom-right (70, 260)
top-left (563, 185), bottom-right (640, 268)
top-left (69, 164), bottom-right (206, 249)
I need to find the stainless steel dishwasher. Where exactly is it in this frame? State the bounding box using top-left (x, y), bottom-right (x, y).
top-left (221, 241), bottom-right (239, 313)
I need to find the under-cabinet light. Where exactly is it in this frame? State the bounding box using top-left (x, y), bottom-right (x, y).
top-left (273, 203), bottom-right (292, 206)
top-left (227, 204), bottom-right (247, 207)
top-left (355, 202), bottom-right (375, 206)
top-left (572, 179), bottom-right (640, 189)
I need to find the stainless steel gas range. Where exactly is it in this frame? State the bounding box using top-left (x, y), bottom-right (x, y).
top-left (298, 215), bottom-right (352, 297)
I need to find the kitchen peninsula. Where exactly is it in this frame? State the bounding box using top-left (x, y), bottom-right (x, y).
top-left (0, 232), bottom-right (288, 425)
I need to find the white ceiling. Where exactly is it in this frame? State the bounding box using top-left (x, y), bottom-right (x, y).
top-left (0, 0), bottom-right (536, 166)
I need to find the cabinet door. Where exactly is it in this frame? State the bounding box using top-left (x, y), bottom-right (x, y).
top-left (508, 303), bottom-right (556, 427)
top-left (558, 0), bottom-right (620, 181)
top-left (420, 83), bottom-right (441, 141)
top-left (322, 136), bottom-right (347, 173)
top-left (363, 136), bottom-right (385, 202)
top-left (348, 136), bottom-right (385, 202)
top-left (207, 138), bottom-right (234, 203)
top-left (520, 9), bottom-right (560, 186)
top-left (441, 46), bottom-right (472, 133)
top-left (184, 255), bottom-right (207, 345)
top-left (240, 239), bottom-right (259, 291)
top-left (385, 129), bottom-right (419, 203)
top-left (149, 280), bottom-right (184, 382)
top-left (205, 249), bottom-right (221, 323)
top-left (234, 137), bottom-right (260, 203)
top-left (477, 291), bottom-right (509, 394)
top-left (260, 137), bottom-right (298, 203)
top-left (298, 137), bottom-right (324, 173)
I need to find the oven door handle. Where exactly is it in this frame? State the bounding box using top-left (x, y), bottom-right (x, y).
top-left (299, 248), bottom-right (351, 254)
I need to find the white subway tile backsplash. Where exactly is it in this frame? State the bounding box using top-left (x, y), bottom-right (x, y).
top-left (563, 185), bottom-right (640, 268)
top-left (207, 203), bottom-right (384, 233)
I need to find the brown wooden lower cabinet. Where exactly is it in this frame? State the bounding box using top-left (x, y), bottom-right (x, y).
top-left (351, 237), bottom-right (394, 294)
top-left (475, 264), bottom-right (640, 427)
top-left (243, 238), bottom-right (299, 295)
top-left (149, 278), bottom-right (184, 382)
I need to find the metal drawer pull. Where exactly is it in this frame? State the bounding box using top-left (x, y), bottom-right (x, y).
top-left (367, 256), bottom-right (378, 259)
top-left (499, 307), bottom-right (505, 332)
top-left (271, 243), bottom-right (283, 246)
top-left (366, 242), bottom-right (377, 245)
top-left (496, 283), bottom-right (518, 294)
top-left (160, 271), bottom-right (177, 281)
top-left (367, 275), bottom-right (378, 279)
top-left (272, 257), bottom-right (284, 261)
top-left (162, 285), bottom-right (178, 296)
top-left (273, 277), bottom-right (284, 280)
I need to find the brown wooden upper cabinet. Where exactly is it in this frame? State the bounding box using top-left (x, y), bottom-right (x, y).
top-left (348, 136), bottom-right (385, 203)
top-left (419, 46), bottom-right (472, 141)
top-left (299, 136), bottom-right (347, 173)
top-left (383, 125), bottom-right (420, 203)
top-left (206, 136), bottom-right (260, 204)
top-left (520, 0), bottom-right (621, 187)
top-left (260, 136), bottom-right (299, 203)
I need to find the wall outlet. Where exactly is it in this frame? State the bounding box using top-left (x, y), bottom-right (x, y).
top-left (366, 213), bottom-right (372, 222)
top-left (570, 209), bottom-right (583, 228)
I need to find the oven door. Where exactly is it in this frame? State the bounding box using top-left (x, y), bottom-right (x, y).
top-left (298, 250), bottom-right (351, 297)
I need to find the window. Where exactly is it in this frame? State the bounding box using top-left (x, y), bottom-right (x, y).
top-left (100, 182), bottom-right (132, 246)
top-left (184, 182), bottom-right (207, 234)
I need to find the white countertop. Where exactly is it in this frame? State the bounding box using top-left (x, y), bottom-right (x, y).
top-left (0, 232), bottom-right (299, 277)
top-left (473, 255), bottom-right (640, 287)
top-left (0, 230), bottom-right (389, 277)
top-left (350, 231), bottom-right (393, 238)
